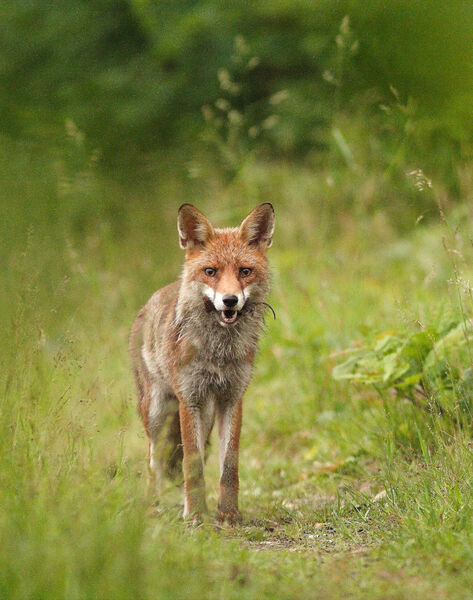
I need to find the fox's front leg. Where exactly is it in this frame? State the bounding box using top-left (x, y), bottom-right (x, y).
top-left (178, 401), bottom-right (208, 521)
top-left (217, 397), bottom-right (243, 524)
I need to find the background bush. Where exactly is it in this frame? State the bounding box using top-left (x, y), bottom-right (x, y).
top-left (2, 1), bottom-right (473, 171)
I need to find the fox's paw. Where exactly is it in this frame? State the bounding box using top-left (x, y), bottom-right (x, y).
top-left (184, 513), bottom-right (204, 527)
top-left (183, 507), bottom-right (210, 527)
top-left (217, 509), bottom-right (242, 526)
top-left (183, 497), bottom-right (208, 526)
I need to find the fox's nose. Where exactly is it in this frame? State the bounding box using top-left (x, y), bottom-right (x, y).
top-left (222, 295), bottom-right (238, 308)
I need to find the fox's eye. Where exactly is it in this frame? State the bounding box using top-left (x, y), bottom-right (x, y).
top-left (240, 267), bottom-right (253, 277)
top-left (204, 267), bottom-right (217, 277)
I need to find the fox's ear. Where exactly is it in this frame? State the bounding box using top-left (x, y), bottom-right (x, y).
top-left (239, 203), bottom-right (275, 249)
top-left (177, 204), bottom-right (215, 249)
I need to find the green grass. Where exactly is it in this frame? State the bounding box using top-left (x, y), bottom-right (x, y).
top-left (3, 138), bottom-right (473, 599)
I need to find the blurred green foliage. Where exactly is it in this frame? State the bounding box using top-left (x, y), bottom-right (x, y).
top-left (332, 319), bottom-right (473, 422)
top-left (2, 1), bottom-right (473, 167)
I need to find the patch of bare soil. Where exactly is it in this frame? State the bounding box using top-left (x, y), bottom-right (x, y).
top-left (227, 519), bottom-right (378, 555)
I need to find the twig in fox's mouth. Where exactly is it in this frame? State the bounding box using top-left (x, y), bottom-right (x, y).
top-left (248, 301), bottom-right (276, 320)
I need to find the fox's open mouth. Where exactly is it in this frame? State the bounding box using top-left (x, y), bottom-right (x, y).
top-left (219, 309), bottom-right (238, 325)
top-left (203, 297), bottom-right (242, 326)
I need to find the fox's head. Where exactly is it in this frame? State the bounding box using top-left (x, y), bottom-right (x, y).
top-left (177, 203), bottom-right (274, 327)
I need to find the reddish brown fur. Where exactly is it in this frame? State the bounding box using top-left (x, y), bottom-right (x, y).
top-left (179, 400), bottom-right (208, 515)
top-left (184, 231), bottom-right (269, 294)
top-left (217, 397), bottom-right (242, 522)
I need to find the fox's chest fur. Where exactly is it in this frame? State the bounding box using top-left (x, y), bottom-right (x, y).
top-left (171, 300), bottom-right (264, 407)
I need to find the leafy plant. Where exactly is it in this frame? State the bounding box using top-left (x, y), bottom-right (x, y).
top-left (332, 317), bottom-right (473, 420)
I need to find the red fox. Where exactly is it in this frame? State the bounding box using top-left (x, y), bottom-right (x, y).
top-left (129, 203), bottom-right (274, 524)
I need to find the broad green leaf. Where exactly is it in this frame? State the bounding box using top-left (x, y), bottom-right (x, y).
top-left (382, 351), bottom-right (410, 384)
top-left (424, 321), bottom-right (473, 384)
top-left (331, 355), bottom-right (362, 380)
top-left (374, 333), bottom-right (403, 355)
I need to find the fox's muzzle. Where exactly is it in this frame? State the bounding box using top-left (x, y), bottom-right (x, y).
top-left (202, 285), bottom-right (246, 312)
